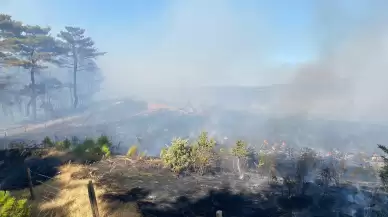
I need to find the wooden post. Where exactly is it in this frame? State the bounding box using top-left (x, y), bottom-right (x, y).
top-left (87, 180), bottom-right (100, 217)
top-left (26, 168), bottom-right (35, 200)
top-left (216, 210), bottom-right (223, 217)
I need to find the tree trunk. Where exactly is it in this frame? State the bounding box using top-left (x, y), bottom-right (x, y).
top-left (69, 86), bottom-right (73, 107)
top-left (30, 68), bottom-right (37, 120)
top-left (73, 48), bottom-right (78, 109)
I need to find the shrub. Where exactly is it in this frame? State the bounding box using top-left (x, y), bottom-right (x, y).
top-left (127, 145), bottom-right (138, 158)
top-left (232, 140), bottom-right (249, 158)
top-left (72, 137), bottom-right (112, 162)
top-left (42, 136), bottom-right (54, 148)
top-left (101, 144), bottom-right (111, 158)
top-left (96, 135), bottom-right (112, 147)
top-left (160, 138), bottom-right (192, 173)
top-left (231, 140), bottom-right (249, 178)
top-left (191, 132), bottom-right (218, 174)
top-left (55, 138), bottom-right (71, 151)
top-left (256, 151), bottom-right (277, 180)
top-left (0, 191), bottom-right (30, 217)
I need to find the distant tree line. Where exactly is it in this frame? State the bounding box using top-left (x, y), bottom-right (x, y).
top-left (0, 14), bottom-right (105, 121)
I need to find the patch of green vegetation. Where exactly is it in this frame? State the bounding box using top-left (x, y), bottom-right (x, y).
top-left (231, 140), bottom-right (249, 158)
top-left (160, 131), bottom-right (220, 174)
top-left (191, 131), bottom-right (218, 174)
top-left (0, 191), bottom-right (30, 217)
top-left (71, 135), bottom-right (112, 162)
top-left (42, 136), bottom-right (54, 148)
top-left (160, 137), bottom-right (192, 173)
top-left (54, 138), bottom-right (71, 151)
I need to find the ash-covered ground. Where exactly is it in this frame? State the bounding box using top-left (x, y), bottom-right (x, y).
top-left (1, 99), bottom-right (388, 216)
top-left (71, 156), bottom-right (388, 217)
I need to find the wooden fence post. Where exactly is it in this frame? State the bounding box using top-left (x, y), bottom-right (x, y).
top-left (87, 180), bottom-right (100, 217)
top-left (26, 167), bottom-right (35, 200)
top-left (216, 210), bottom-right (223, 217)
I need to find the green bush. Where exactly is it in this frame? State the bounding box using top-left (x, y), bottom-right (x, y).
top-left (96, 135), bottom-right (112, 147)
top-left (0, 191), bottom-right (30, 217)
top-left (160, 132), bottom-right (219, 174)
top-left (160, 138), bottom-right (192, 173)
top-left (232, 140), bottom-right (249, 158)
top-left (72, 136), bottom-right (112, 162)
top-left (191, 131), bottom-right (218, 174)
top-left (42, 136), bottom-right (54, 148)
top-left (55, 138), bottom-right (71, 151)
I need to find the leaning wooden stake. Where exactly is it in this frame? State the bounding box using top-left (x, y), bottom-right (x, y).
top-left (26, 167), bottom-right (35, 200)
top-left (216, 210), bottom-right (223, 217)
top-left (87, 180), bottom-right (100, 217)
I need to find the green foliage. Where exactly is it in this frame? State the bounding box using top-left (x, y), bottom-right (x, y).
top-left (127, 145), bottom-right (138, 158)
top-left (160, 132), bottom-right (218, 174)
top-left (195, 131), bottom-right (216, 149)
top-left (191, 131), bottom-right (218, 174)
top-left (101, 144), bottom-right (111, 158)
top-left (55, 138), bottom-right (71, 150)
top-left (72, 136), bottom-right (112, 162)
top-left (378, 144), bottom-right (388, 188)
top-left (232, 140), bottom-right (249, 158)
top-left (160, 138), bottom-right (192, 173)
top-left (0, 191), bottom-right (30, 217)
top-left (57, 26), bottom-right (106, 108)
top-left (96, 135), bottom-right (112, 147)
top-left (42, 136), bottom-right (54, 148)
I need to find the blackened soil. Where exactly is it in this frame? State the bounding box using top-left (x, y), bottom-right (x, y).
top-left (0, 149), bottom-right (65, 190)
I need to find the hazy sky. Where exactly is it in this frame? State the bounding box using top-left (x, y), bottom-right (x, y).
top-left (3, 0), bottom-right (388, 96)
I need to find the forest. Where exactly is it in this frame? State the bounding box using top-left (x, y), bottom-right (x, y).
top-left (0, 14), bottom-right (105, 124)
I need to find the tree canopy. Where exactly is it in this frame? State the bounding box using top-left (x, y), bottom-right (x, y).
top-left (0, 14), bottom-right (105, 120)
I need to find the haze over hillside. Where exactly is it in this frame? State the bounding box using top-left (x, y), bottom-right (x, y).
top-left (2, 1), bottom-right (388, 155)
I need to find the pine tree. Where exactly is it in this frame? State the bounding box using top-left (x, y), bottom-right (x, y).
top-left (0, 14), bottom-right (23, 66)
top-left (57, 27), bottom-right (105, 108)
top-left (377, 144), bottom-right (388, 188)
top-left (0, 14), bottom-right (23, 90)
top-left (1, 15), bottom-right (62, 119)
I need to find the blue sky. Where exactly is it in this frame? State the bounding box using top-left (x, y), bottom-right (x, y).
top-left (2, 0), bottom-right (388, 93)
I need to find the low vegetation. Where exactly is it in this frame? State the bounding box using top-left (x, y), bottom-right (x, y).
top-left (0, 191), bottom-right (30, 217)
top-left (2, 133), bottom-right (388, 217)
top-left (126, 145), bottom-right (138, 158)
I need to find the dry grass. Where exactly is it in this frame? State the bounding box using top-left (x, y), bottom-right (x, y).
top-left (12, 163), bottom-right (142, 217)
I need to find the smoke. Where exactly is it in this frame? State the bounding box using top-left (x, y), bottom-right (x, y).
top-left (3, 1), bottom-right (388, 153)
top-left (270, 0), bottom-right (388, 122)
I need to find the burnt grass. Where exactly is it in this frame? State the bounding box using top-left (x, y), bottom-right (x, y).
top-left (0, 148), bottom-right (66, 190)
top-left (1, 150), bottom-right (386, 217)
top-left (71, 157), bottom-right (385, 217)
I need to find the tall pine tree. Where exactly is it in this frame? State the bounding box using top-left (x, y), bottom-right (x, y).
top-left (3, 22), bottom-right (61, 120)
top-left (58, 27), bottom-right (105, 108)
